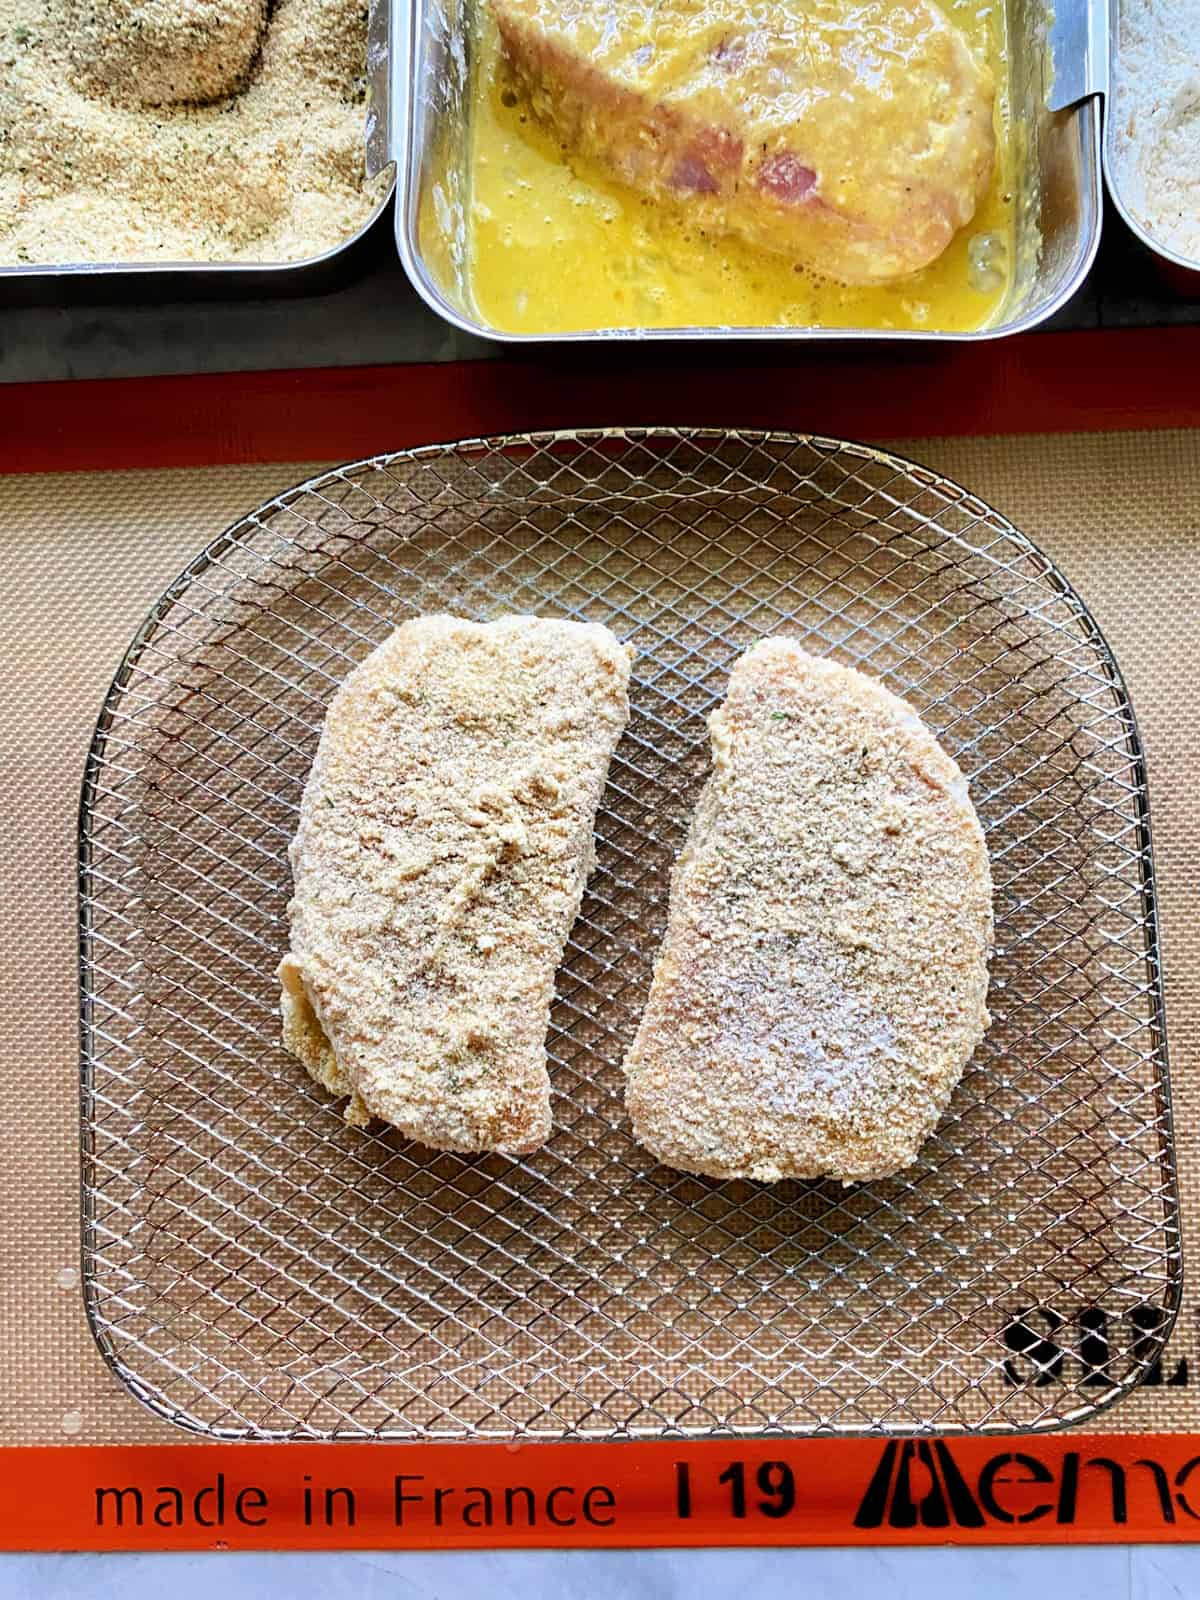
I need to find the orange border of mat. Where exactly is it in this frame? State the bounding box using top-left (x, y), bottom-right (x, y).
top-left (2, 326), bottom-right (1199, 475)
top-left (4, 329), bottom-right (1199, 1549)
top-left (7, 1436), bottom-right (1200, 1549)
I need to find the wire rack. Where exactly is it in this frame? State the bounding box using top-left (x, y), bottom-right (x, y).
top-left (79, 428), bottom-right (1182, 1439)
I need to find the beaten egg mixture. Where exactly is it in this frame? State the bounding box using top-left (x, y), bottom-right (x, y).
top-left (462, 1), bottom-right (1013, 333)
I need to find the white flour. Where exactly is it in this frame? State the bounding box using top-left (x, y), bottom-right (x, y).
top-left (1112, 0), bottom-right (1200, 262)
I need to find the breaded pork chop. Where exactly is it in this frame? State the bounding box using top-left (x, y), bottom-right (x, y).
top-left (624, 640), bottom-right (992, 1184)
top-left (279, 614), bottom-right (632, 1155)
top-left (493, 0), bottom-right (995, 284)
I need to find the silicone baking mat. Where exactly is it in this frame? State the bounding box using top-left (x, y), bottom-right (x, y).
top-left (2, 413), bottom-right (1200, 1546)
top-left (75, 431), bottom-right (1180, 1441)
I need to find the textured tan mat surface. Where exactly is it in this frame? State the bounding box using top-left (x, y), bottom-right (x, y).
top-left (2, 432), bottom-right (1197, 1446)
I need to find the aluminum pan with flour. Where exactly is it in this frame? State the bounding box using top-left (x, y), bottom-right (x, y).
top-left (1102, 0), bottom-right (1200, 284)
top-left (79, 428), bottom-right (1180, 1439)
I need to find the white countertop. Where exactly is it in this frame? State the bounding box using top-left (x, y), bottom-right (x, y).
top-left (4, 1545), bottom-right (1193, 1597)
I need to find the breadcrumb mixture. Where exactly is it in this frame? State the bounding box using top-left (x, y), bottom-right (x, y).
top-left (0, 0), bottom-right (389, 264)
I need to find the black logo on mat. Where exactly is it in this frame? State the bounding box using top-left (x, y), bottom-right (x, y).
top-left (854, 1441), bottom-right (985, 1529)
top-left (853, 1442), bottom-right (1200, 1529)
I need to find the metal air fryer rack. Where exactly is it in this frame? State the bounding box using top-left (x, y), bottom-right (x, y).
top-left (79, 428), bottom-right (1182, 1440)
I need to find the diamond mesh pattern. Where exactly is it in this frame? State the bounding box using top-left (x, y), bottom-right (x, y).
top-left (79, 428), bottom-right (1181, 1439)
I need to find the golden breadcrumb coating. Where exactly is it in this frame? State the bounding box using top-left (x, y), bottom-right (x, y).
top-left (624, 639), bottom-right (992, 1183)
top-left (280, 613), bottom-right (632, 1155)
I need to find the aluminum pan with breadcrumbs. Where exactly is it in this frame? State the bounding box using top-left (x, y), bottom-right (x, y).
top-left (0, 1), bottom-right (395, 303)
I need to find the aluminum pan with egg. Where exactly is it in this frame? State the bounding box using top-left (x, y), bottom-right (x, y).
top-left (391, 0), bottom-right (1102, 340)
